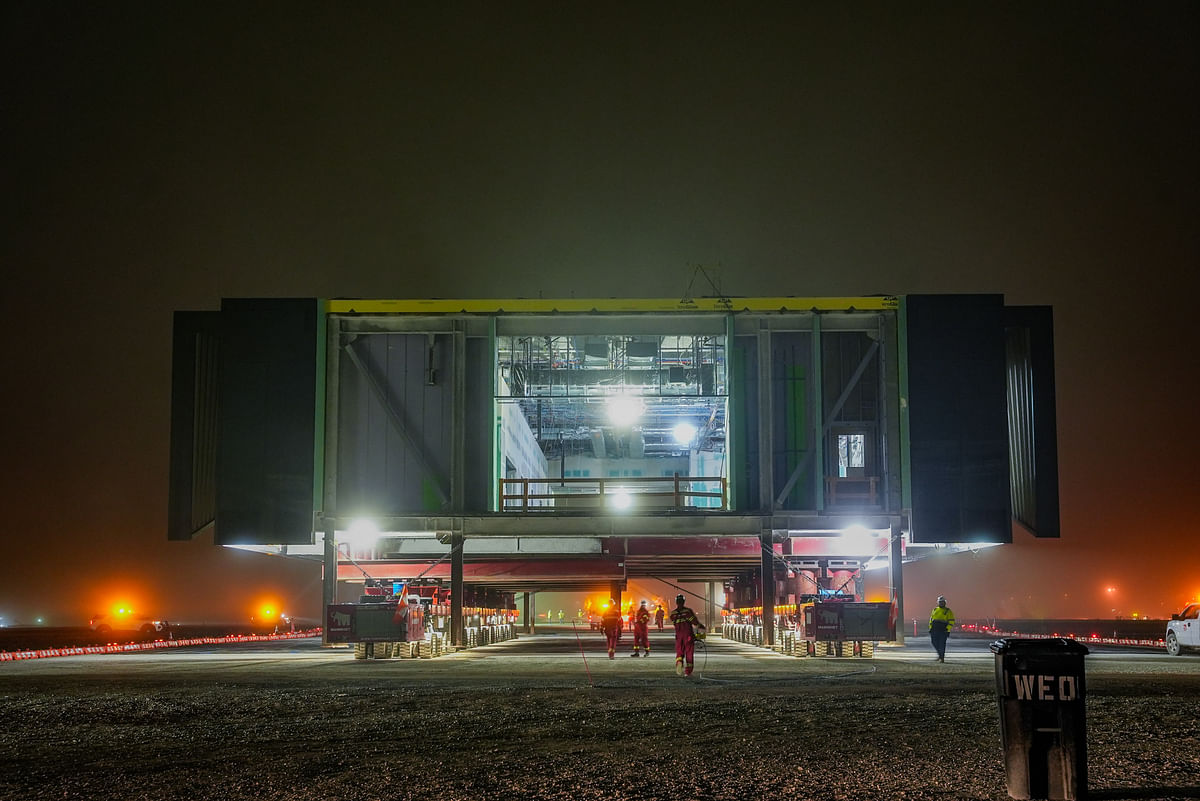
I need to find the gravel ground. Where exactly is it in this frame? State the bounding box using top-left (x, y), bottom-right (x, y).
top-left (1, 632), bottom-right (1199, 801)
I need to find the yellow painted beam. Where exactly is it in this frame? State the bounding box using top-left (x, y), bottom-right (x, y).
top-left (325, 297), bottom-right (898, 314)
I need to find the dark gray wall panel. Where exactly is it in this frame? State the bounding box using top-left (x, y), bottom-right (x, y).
top-left (906, 294), bottom-right (1010, 543)
top-left (464, 337), bottom-right (491, 512)
top-left (167, 311), bottom-right (220, 540)
top-left (215, 299), bottom-right (318, 545)
top-left (770, 332), bottom-right (813, 509)
top-left (337, 333), bottom-right (454, 515)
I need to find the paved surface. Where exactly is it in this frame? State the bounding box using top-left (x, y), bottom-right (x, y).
top-left (3, 629), bottom-right (1199, 800)
top-left (2, 627), bottom-right (1192, 680)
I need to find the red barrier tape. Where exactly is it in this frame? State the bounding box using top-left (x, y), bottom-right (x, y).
top-left (0, 629), bottom-right (323, 662)
top-left (963, 627), bottom-right (1164, 648)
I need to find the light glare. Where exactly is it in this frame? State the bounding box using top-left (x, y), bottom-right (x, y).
top-left (672, 422), bottom-right (698, 445)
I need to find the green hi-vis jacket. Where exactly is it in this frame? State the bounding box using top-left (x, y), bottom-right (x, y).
top-left (929, 605), bottom-right (956, 633)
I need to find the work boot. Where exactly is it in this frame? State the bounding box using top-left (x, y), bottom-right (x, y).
top-left (684, 665), bottom-right (693, 677)
top-left (675, 659), bottom-right (684, 676)
top-left (630, 651), bottom-right (639, 657)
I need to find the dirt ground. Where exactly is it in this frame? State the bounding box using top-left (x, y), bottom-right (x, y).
top-left (2, 631), bottom-right (1198, 801)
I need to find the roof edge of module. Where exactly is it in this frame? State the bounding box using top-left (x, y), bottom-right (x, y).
top-left (325, 296), bottom-right (899, 314)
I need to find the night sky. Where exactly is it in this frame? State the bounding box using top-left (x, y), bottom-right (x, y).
top-left (3, 3), bottom-right (1196, 625)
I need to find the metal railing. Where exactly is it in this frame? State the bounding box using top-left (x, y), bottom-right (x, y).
top-left (499, 474), bottom-right (727, 512)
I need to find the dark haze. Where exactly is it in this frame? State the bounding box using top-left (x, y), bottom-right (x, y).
top-left (3, 4), bottom-right (1196, 625)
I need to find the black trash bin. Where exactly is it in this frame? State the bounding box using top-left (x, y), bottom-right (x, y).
top-left (990, 638), bottom-right (1089, 800)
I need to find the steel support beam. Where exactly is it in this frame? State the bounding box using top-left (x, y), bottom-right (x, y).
top-left (522, 592), bottom-right (531, 633)
top-left (450, 533), bottom-right (464, 647)
top-left (760, 529), bottom-right (775, 647)
top-left (321, 521), bottom-right (337, 646)
top-left (889, 521), bottom-right (905, 644)
top-left (706, 580), bottom-right (717, 632)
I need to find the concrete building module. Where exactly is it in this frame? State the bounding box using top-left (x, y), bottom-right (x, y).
top-left (167, 295), bottom-right (1059, 649)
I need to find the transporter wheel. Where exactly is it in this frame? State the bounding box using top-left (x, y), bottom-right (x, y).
top-left (353, 643), bottom-right (367, 660)
top-left (1167, 632), bottom-right (1182, 656)
top-left (375, 641), bottom-right (391, 659)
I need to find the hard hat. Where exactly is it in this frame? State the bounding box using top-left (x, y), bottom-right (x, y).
top-left (675, 594), bottom-right (685, 603)
top-left (640, 600), bottom-right (647, 606)
top-left (937, 595), bottom-right (947, 603)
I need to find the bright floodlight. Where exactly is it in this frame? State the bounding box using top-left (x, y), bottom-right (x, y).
top-left (344, 518), bottom-right (381, 547)
top-left (606, 395), bottom-right (644, 427)
top-left (840, 524), bottom-right (878, 554)
top-left (672, 422), bottom-right (698, 445)
top-left (610, 489), bottom-right (633, 510)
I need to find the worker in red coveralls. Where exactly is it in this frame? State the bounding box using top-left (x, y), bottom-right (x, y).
top-left (630, 600), bottom-right (652, 657)
top-left (601, 600), bottom-right (623, 659)
top-left (654, 603), bottom-right (665, 631)
top-left (669, 593), bottom-right (706, 677)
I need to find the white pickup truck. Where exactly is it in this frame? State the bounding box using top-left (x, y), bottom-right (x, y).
top-left (1165, 603), bottom-right (1200, 656)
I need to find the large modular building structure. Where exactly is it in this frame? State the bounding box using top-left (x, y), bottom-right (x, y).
top-left (167, 295), bottom-right (1059, 647)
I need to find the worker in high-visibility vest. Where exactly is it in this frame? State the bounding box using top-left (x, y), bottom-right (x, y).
top-left (654, 603), bottom-right (665, 630)
top-left (929, 595), bottom-right (956, 662)
top-left (630, 600), bottom-right (652, 657)
top-left (669, 594), bottom-right (706, 676)
top-left (601, 601), bottom-right (623, 659)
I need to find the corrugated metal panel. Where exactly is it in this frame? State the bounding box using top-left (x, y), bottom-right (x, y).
top-left (167, 312), bottom-right (219, 540)
top-left (1007, 326), bottom-right (1036, 530)
top-left (1004, 306), bottom-right (1060, 537)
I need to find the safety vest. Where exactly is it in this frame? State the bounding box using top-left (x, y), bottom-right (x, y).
top-left (929, 605), bottom-right (955, 633)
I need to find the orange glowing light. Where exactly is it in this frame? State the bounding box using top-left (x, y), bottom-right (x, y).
top-left (253, 598), bottom-right (282, 622)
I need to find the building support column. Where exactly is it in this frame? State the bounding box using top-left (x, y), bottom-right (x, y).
top-left (321, 519), bottom-right (337, 646)
top-left (450, 533), bottom-right (464, 648)
top-left (610, 580), bottom-right (623, 614)
top-left (760, 529), bottom-right (776, 647)
top-left (889, 521), bottom-right (905, 644)
top-left (706, 581), bottom-right (717, 632)
top-left (523, 593), bottom-right (532, 634)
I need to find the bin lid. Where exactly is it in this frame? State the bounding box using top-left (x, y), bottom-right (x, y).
top-left (989, 637), bottom-right (1089, 656)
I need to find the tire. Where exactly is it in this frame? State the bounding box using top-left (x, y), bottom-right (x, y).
top-left (353, 643), bottom-right (367, 659)
top-left (1167, 632), bottom-right (1182, 656)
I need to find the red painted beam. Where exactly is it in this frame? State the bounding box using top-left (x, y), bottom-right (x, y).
top-left (337, 557), bottom-right (625, 582)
